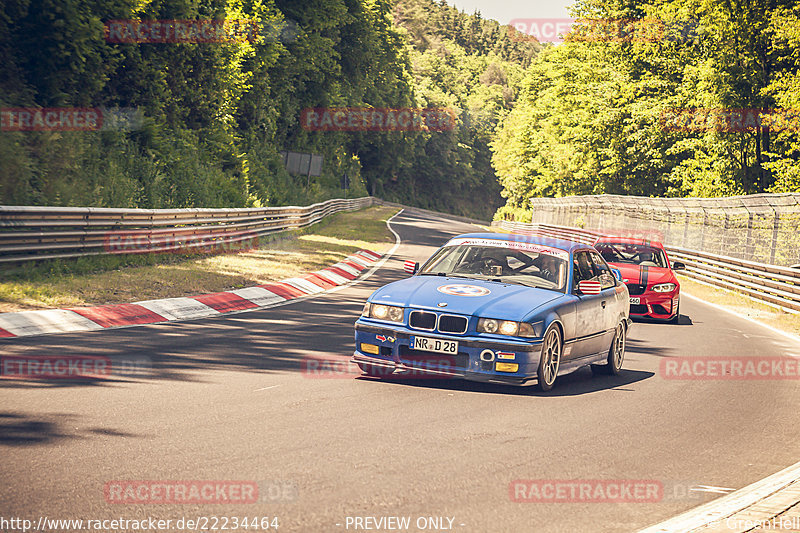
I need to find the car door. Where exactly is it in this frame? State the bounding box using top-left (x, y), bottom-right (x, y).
top-left (588, 249), bottom-right (622, 347)
top-left (570, 251), bottom-right (607, 358)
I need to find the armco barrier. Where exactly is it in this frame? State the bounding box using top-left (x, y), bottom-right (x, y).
top-left (492, 220), bottom-right (800, 314)
top-left (0, 197), bottom-right (375, 263)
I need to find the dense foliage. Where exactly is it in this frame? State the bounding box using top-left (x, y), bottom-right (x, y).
top-left (493, 0), bottom-right (800, 217)
top-left (0, 0), bottom-right (536, 218)
top-left (4, 0), bottom-right (796, 219)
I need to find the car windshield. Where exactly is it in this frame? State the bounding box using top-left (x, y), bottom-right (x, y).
top-left (419, 243), bottom-right (569, 292)
top-left (595, 242), bottom-right (668, 268)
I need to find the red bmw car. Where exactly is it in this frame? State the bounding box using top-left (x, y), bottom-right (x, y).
top-left (594, 238), bottom-right (685, 322)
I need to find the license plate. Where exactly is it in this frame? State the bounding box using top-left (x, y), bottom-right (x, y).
top-left (630, 297), bottom-right (640, 305)
top-left (411, 336), bottom-right (458, 354)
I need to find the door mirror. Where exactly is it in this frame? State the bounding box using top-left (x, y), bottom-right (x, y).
top-left (610, 268), bottom-right (622, 282)
top-left (578, 280), bottom-right (602, 295)
top-left (672, 261), bottom-right (686, 270)
top-left (403, 260), bottom-right (419, 275)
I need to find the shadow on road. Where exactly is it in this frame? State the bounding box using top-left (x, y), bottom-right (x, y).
top-left (632, 313), bottom-right (694, 326)
top-left (0, 412), bottom-right (142, 446)
top-left (0, 209), bottom-right (476, 391)
top-left (355, 367), bottom-right (654, 397)
top-left (0, 276), bottom-right (390, 388)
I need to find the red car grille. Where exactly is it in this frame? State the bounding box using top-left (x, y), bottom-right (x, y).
top-left (626, 283), bottom-right (647, 295)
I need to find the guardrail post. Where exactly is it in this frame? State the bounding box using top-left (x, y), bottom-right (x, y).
top-left (770, 205), bottom-right (780, 265)
top-left (700, 207), bottom-right (708, 252)
top-left (723, 210), bottom-right (731, 258)
top-left (681, 201), bottom-right (689, 248)
top-left (745, 206), bottom-right (754, 262)
top-left (583, 199), bottom-right (589, 228)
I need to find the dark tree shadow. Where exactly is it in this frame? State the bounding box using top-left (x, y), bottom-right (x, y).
top-left (632, 312), bottom-right (693, 326)
top-left (355, 368), bottom-right (655, 397)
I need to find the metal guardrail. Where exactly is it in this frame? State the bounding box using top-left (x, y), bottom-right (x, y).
top-left (4, 193), bottom-right (798, 313)
top-left (492, 220), bottom-right (800, 314)
top-left (0, 197), bottom-right (375, 263)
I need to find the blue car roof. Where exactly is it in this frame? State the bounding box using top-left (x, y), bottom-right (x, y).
top-left (449, 232), bottom-right (591, 254)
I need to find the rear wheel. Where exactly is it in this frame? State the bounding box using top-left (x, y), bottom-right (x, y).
top-left (358, 363), bottom-right (393, 378)
top-left (591, 322), bottom-right (626, 376)
top-left (536, 326), bottom-right (562, 391)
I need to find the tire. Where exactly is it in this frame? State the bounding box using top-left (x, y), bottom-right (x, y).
top-left (536, 325), bottom-right (562, 391)
top-left (358, 363), bottom-right (393, 378)
top-left (669, 299), bottom-right (681, 324)
top-left (591, 322), bottom-right (626, 376)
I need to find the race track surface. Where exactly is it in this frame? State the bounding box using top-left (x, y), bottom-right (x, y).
top-left (2, 210), bottom-right (799, 532)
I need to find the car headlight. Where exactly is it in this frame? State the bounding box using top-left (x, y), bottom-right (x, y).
top-left (362, 303), bottom-right (404, 323)
top-left (477, 318), bottom-right (540, 338)
top-left (652, 283), bottom-right (677, 293)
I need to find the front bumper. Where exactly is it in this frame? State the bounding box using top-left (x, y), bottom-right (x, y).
top-left (628, 291), bottom-right (679, 320)
top-left (353, 320), bottom-right (543, 385)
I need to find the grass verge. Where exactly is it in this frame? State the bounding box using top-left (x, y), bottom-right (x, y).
top-left (0, 206), bottom-right (399, 313)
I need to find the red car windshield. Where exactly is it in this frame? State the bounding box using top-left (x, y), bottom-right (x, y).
top-left (595, 242), bottom-right (668, 268)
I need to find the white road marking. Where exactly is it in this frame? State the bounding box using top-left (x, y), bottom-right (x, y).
top-left (682, 292), bottom-right (800, 346)
top-left (230, 287), bottom-right (286, 307)
top-left (282, 277), bottom-right (325, 294)
top-left (137, 297), bottom-right (219, 320)
top-left (332, 262), bottom-right (361, 276)
top-left (314, 269), bottom-right (350, 285)
top-left (324, 209), bottom-right (405, 293)
top-left (0, 309), bottom-right (104, 336)
top-left (691, 485), bottom-right (735, 494)
top-left (253, 385), bottom-right (280, 392)
top-left (347, 255), bottom-right (371, 268)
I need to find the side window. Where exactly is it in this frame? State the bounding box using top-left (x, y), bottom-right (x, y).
top-left (573, 251), bottom-right (596, 291)
top-left (590, 251), bottom-right (616, 289)
top-left (577, 252), bottom-right (596, 280)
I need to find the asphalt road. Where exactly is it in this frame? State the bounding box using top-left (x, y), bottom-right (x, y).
top-left (2, 210), bottom-right (800, 533)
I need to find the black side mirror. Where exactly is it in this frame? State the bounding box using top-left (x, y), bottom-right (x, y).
top-left (672, 261), bottom-right (686, 270)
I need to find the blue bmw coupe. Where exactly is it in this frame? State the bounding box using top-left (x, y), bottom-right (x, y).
top-left (352, 233), bottom-right (631, 391)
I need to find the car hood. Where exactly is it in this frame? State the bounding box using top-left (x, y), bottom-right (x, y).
top-left (368, 275), bottom-right (563, 320)
top-left (609, 263), bottom-right (676, 285)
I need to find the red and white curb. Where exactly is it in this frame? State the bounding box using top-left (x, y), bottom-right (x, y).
top-left (0, 249), bottom-right (383, 339)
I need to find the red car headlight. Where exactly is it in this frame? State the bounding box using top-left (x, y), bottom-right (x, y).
top-left (652, 283), bottom-right (677, 293)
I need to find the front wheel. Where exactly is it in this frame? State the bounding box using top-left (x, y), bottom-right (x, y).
top-left (591, 322), bottom-right (626, 376)
top-left (536, 326), bottom-right (562, 391)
